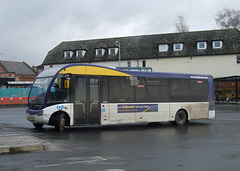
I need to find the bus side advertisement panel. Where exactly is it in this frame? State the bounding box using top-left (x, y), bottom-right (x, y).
top-left (118, 104), bottom-right (158, 113)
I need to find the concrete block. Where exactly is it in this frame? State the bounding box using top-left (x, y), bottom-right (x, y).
top-left (10, 143), bottom-right (43, 153)
top-left (0, 145), bottom-right (10, 154)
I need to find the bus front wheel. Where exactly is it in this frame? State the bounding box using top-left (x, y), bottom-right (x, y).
top-left (174, 110), bottom-right (187, 126)
top-left (55, 113), bottom-right (66, 132)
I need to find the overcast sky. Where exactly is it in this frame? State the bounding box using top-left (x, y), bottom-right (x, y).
top-left (0, 0), bottom-right (239, 66)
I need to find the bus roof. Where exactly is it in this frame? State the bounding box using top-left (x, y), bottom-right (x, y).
top-left (37, 64), bottom-right (213, 80)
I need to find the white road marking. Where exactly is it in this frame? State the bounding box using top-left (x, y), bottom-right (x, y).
top-left (35, 156), bottom-right (107, 168)
top-left (99, 169), bottom-right (125, 171)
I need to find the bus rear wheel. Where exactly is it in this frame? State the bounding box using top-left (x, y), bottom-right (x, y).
top-left (174, 110), bottom-right (187, 126)
top-left (55, 113), bottom-right (66, 132)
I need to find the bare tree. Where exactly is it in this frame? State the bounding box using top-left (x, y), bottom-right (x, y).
top-left (175, 12), bottom-right (189, 33)
top-left (215, 8), bottom-right (240, 29)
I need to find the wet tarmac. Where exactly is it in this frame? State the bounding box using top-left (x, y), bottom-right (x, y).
top-left (0, 104), bottom-right (240, 170)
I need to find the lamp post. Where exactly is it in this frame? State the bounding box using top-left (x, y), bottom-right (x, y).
top-left (116, 41), bottom-right (121, 67)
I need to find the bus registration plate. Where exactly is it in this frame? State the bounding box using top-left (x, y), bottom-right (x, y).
top-left (27, 115), bottom-right (35, 120)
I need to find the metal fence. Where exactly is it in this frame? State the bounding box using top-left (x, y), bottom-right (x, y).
top-left (0, 88), bottom-right (31, 106)
top-left (0, 88), bottom-right (30, 98)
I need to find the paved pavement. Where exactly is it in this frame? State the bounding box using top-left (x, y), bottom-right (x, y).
top-left (0, 124), bottom-right (50, 154)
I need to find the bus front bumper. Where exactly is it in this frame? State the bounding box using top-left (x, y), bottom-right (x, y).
top-left (26, 108), bottom-right (49, 124)
top-left (26, 114), bottom-right (49, 124)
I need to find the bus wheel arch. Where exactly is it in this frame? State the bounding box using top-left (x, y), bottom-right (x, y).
top-left (174, 109), bottom-right (188, 126)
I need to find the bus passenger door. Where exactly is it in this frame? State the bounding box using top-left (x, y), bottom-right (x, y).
top-left (89, 77), bottom-right (100, 123)
top-left (74, 77), bottom-right (87, 124)
top-left (74, 77), bottom-right (100, 125)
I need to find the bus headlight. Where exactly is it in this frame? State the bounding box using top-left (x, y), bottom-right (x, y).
top-left (37, 110), bottom-right (44, 116)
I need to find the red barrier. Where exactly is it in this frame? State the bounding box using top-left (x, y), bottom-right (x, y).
top-left (0, 97), bottom-right (28, 105)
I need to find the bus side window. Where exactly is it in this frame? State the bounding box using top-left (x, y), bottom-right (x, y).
top-left (102, 77), bottom-right (109, 102)
top-left (170, 79), bottom-right (190, 102)
top-left (190, 79), bottom-right (209, 102)
top-left (147, 78), bottom-right (170, 102)
top-left (108, 77), bottom-right (134, 103)
top-left (135, 77), bottom-right (147, 102)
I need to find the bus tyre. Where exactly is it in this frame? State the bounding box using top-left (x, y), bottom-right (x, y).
top-left (55, 113), bottom-right (66, 132)
top-left (33, 123), bottom-right (44, 129)
top-left (175, 110), bottom-right (187, 126)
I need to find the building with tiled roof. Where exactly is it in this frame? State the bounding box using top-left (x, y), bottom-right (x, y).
top-left (0, 61), bottom-right (36, 87)
top-left (42, 29), bottom-right (240, 102)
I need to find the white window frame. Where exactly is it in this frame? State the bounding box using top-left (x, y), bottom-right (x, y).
top-left (76, 50), bottom-right (86, 58)
top-left (108, 48), bottom-right (118, 55)
top-left (213, 41), bottom-right (223, 49)
top-left (96, 48), bottom-right (105, 56)
top-left (64, 51), bottom-right (74, 58)
top-left (197, 42), bottom-right (207, 50)
top-left (159, 44), bottom-right (169, 52)
top-left (173, 43), bottom-right (183, 51)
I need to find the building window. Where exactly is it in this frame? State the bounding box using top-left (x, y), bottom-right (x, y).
top-left (237, 55), bottom-right (240, 64)
top-left (76, 50), bottom-right (86, 58)
top-left (159, 44), bottom-right (169, 52)
top-left (142, 61), bottom-right (146, 67)
top-left (127, 61), bottom-right (131, 67)
top-left (96, 49), bottom-right (105, 57)
top-left (197, 42), bottom-right (207, 50)
top-left (213, 41), bottom-right (223, 49)
top-left (64, 51), bottom-right (73, 58)
top-left (108, 48), bottom-right (118, 56)
top-left (173, 43), bottom-right (183, 51)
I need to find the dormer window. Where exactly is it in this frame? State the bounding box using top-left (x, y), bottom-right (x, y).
top-left (197, 42), bottom-right (207, 50)
top-left (96, 49), bottom-right (105, 57)
top-left (213, 41), bottom-right (223, 49)
top-left (108, 48), bottom-right (118, 55)
top-left (173, 43), bottom-right (183, 51)
top-left (64, 51), bottom-right (73, 58)
top-left (76, 50), bottom-right (86, 58)
top-left (159, 44), bottom-right (169, 52)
